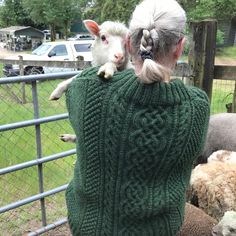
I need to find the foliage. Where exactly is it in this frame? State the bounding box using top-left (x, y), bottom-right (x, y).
top-left (22, 0), bottom-right (81, 40)
top-left (180, 0), bottom-right (236, 21)
top-left (0, 0), bottom-right (34, 27)
top-left (216, 29), bottom-right (225, 45)
top-left (79, 0), bottom-right (140, 24)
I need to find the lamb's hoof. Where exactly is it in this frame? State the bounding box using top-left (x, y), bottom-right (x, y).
top-left (97, 71), bottom-right (105, 78)
top-left (49, 95), bottom-right (60, 101)
top-left (97, 71), bottom-right (112, 79)
top-left (104, 73), bottom-right (113, 79)
top-left (60, 135), bottom-right (67, 142)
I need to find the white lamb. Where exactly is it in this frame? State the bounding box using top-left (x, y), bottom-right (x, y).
top-left (189, 161), bottom-right (236, 221)
top-left (49, 19), bottom-right (130, 101)
top-left (49, 20), bottom-right (131, 143)
top-left (208, 150), bottom-right (236, 164)
top-left (212, 211), bottom-right (236, 236)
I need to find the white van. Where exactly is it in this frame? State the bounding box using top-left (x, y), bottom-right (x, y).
top-left (3, 40), bottom-right (94, 76)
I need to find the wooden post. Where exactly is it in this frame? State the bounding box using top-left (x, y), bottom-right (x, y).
top-left (233, 82), bottom-right (236, 113)
top-left (188, 20), bottom-right (217, 101)
top-left (19, 55), bottom-right (26, 104)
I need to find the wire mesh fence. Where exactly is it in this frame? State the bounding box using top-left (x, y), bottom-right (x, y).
top-left (211, 79), bottom-right (236, 114)
top-left (0, 71), bottom-right (77, 235)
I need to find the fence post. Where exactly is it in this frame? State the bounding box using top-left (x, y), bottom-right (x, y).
top-left (233, 83), bottom-right (236, 112)
top-left (31, 80), bottom-right (47, 227)
top-left (19, 55), bottom-right (26, 104)
top-left (188, 20), bottom-right (217, 101)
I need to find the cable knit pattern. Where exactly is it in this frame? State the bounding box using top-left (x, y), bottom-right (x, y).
top-left (65, 67), bottom-right (210, 236)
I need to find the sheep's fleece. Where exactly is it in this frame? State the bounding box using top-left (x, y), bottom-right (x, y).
top-left (176, 203), bottom-right (217, 236)
top-left (199, 113), bottom-right (236, 163)
top-left (190, 161), bottom-right (236, 220)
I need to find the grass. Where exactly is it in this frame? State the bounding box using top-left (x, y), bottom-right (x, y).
top-left (180, 46), bottom-right (236, 62)
top-left (211, 80), bottom-right (235, 114)
top-left (0, 78), bottom-right (76, 235)
top-left (0, 63), bottom-right (3, 78)
top-left (216, 46), bottom-right (236, 59)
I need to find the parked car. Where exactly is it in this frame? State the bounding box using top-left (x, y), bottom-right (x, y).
top-left (43, 29), bottom-right (51, 40)
top-left (67, 34), bottom-right (94, 41)
top-left (3, 40), bottom-right (94, 76)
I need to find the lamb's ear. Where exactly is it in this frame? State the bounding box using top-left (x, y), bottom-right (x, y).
top-left (83, 20), bottom-right (100, 36)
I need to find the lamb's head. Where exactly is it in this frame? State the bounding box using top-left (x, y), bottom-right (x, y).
top-left (212, 211), bottom-right (236, 236)
top-left (83, 20), bottom-right (129, 70)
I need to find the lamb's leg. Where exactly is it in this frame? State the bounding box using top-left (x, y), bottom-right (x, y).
top-left (97, 62), bottom-right (117, 79)
top-left (49, 76), bottom-right (75, 100)
top-left (60, 134), bottom-right (76, 143)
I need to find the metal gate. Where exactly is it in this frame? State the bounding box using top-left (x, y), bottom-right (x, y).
top-left (0, 72), bottom-right (79, 235)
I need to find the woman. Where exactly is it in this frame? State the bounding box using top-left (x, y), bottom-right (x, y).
top-left (65, 0), bottom-right (210, 235)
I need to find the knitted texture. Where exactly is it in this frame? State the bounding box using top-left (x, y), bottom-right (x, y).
top-left (65, 67), bottom-right (210, 236)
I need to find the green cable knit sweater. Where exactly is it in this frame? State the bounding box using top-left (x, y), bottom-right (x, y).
top-left (65, 67), bottom-right (210, 236)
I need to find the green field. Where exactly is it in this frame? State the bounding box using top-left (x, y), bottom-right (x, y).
top-left (216, 46), bottom-right (236, 59)
top-left (211, 80), bottom-right (235, 114)
top-left (0, 79), bottom-right (76, 235)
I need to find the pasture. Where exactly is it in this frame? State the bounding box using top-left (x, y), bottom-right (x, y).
top-left (0, 79), bottom-right (75, 235)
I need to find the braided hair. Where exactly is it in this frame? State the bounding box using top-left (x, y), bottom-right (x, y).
top-left (129, 0), bottom-right (186, 84)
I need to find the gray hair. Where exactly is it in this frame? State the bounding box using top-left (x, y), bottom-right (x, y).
top-left (129, 0), bottom-right (186, 83)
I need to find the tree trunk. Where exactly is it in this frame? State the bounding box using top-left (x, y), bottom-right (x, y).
top-left (64, 21), bottom-right (69, 40)
top-left (50, 24), bottom-right (56, 41)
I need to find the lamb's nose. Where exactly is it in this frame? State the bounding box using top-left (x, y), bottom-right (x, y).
top-left (114, 53), bottom-right (124, 63)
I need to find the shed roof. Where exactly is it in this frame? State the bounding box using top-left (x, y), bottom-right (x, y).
top-left (0, 26), bottom-right (44, 38)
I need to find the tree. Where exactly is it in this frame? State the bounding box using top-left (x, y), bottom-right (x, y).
top-left (0, 0), bottom-right (34, 27)
top-left (57, 0), bottom-right (81, 39)
top-left (22, 0), bottom-right (81, 40)
top-left (78, 0), bottom-right (140, 24)
top-left (180, 0), bottom-right (236, 21)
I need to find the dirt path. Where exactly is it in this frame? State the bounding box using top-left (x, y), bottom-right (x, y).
top-left (215, 57), bottom-right (236, 65)
top-left (0, 47), bottom-right (18, 58)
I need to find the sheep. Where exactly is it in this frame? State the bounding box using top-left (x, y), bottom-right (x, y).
top-left (49, 20), bottom-right (131, 143)
top-left (49, 19), bottom-right (130, 101)
top-left (208, 150), bottom-right (236, 164)
top-left (189, 161), bottom-right (236, 221)
top-left (198, 113), bottom-right (236, 164)
top-left (176, 203), bottom-right (217, 236)
top-left (212, 211), bottom-right (236, 236)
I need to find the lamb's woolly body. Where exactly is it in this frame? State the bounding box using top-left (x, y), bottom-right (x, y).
top-left (49, 20), bottom-right (130, 101)
top-left (212, 211), bottom-right (236, 236)
top-left (199, 113), bottom-right (236, 163)
top-left (190, 162), bottom-right (236, 220)
top-left (176, 203), bottom-right (217, 236)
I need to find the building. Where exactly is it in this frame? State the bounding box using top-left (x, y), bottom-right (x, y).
top-left (0, 26), bottom-right (44, 50)
top-left (219, 17), bottom-right (236, 46)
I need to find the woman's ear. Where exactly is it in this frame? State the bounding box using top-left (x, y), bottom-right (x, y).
top-left (174, 37), bottom-right (186, 60)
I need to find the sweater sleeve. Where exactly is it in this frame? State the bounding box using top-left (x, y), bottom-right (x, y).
top-left (185, 87), bottom-right (210, 163)
top-left (65, 67), bottom-right (100, 119)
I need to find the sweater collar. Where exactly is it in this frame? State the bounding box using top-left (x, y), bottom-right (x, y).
top-left (114, 69), bottom-right (192, 106)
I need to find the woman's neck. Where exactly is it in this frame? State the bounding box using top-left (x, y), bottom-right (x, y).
top-left (133, 57), bottom-right (176, 75)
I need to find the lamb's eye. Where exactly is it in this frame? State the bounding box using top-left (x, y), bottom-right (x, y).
top-left (229, 227), bottom-right (236, 233)
top-left (101, 35), bottom-right (106, 41)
